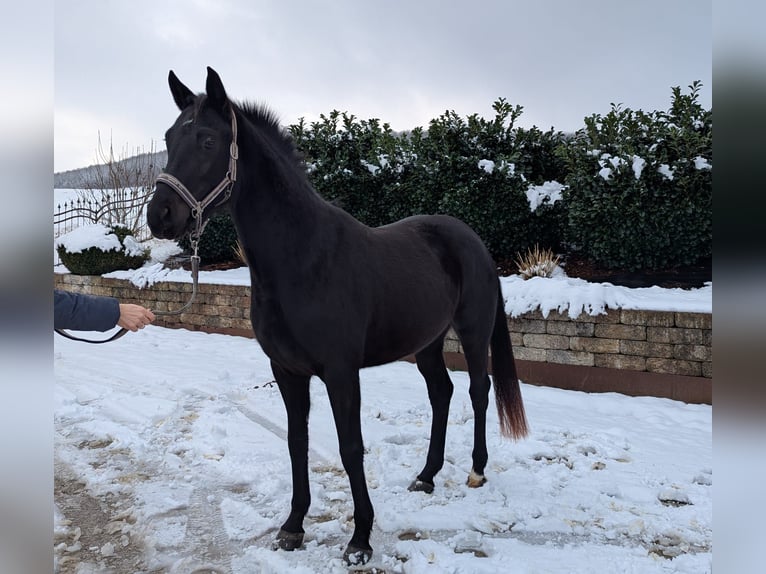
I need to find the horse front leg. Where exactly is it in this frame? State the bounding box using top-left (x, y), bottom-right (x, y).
top-left (272, 363), bottom-right (312, 551)
top-left (324, 368), bottom-right (374, 565)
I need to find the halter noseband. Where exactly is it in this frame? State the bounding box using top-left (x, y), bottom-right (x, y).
top-left (154, 106), bottom-right (239, 246)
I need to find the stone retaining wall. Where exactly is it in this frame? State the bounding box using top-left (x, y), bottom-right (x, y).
top-left (445, 308), bottom-right (712, 379)
top-left (55, 273), bottom-right (255, 338)
top-left (54, 274), bottom-right (712, 404)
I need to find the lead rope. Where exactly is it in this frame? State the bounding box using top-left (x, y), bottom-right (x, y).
top-left (155, 236), bottom-right (202, 318)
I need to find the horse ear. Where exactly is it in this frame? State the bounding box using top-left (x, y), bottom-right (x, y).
top-left (168, 70), bottom-right (195, 110)
top-left (205, 66), bottom-right (230, 114)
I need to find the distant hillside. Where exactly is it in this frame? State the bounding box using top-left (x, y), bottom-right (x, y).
top-left (54, 150), bottom-right (168, 189)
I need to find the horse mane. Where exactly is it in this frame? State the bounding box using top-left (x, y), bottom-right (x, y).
top-left (236, 100), bottom-right (305, 167)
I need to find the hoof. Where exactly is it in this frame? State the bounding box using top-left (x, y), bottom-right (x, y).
top-left (343, 544), bottom-right (373, 566)
top-left (273, 529), bottom-right (304, 551)
top-left (408, 479), bottom-right (434, 494)
top-left (466, 470), bottom-right (487, 488)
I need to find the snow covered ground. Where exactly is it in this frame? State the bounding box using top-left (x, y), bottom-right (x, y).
top-left (55, 324), bottom-right (712, 573)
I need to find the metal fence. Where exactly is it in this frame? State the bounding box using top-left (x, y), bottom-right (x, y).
top-left (54, 188), bottom-right (154, 241)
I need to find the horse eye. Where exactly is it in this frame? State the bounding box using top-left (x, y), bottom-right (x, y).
top-left (203, 136), bottom-right (216, 150)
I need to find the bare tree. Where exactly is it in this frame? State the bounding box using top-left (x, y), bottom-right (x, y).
top-left (72, 133), bottom-right (164, 238)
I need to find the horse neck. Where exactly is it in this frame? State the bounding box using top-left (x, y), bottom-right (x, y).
top-left (230, 129), bottom-right (326, 278)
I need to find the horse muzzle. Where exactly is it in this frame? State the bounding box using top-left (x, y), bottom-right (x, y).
top-left (147, 186), bottom-right (193, 240)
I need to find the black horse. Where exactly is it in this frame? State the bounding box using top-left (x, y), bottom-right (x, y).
top-left (147, 67), bottom-right (528, 565)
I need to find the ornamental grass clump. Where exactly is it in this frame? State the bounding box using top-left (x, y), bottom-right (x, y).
top-left (514, 244), bottom-right (561, 279)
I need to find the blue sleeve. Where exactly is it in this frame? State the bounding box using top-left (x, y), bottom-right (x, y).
top-left (54, 289), bottom-right (121, 332)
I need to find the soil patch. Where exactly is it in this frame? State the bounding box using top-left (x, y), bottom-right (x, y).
top-left (55, 468), bottom-right (147, 574)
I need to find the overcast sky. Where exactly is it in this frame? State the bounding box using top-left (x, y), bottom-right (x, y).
top-left (54, 0), bottom-right (711, 173)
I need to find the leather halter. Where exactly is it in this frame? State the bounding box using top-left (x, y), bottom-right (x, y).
top-left (154, 106), bottom-right (239, 246)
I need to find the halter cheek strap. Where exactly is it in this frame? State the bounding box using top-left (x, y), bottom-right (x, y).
top-left (155, 107), bottom-right (239, 245)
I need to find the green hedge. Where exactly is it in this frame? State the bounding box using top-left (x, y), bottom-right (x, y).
top-left (177, 213), bottom-right (240, 264)
top-left (561, 81), bottom-right (712, 270)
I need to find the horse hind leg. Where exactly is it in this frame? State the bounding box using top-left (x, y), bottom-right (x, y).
top-left (409, 332), bottom-right (454, 494)
top-left (455, 328), bottom-right (492, 488)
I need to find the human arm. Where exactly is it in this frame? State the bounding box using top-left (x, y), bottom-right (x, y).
top-left (54, 289), bottom-right (121, 332)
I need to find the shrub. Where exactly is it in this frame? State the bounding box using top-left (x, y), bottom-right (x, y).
top-left (561, 81), bottom-right (712, 270)
top-left (56, 224), bottom-right (150, 275)
top-left (177, 213), bottom-right (240, 264)
top-left (290, 111), bottom-right (412, 228)
top-left (406, 100), bottom-right (569, 261)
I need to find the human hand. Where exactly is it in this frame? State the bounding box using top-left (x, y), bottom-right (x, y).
top-left (117, 304), bottom-right (156, 332)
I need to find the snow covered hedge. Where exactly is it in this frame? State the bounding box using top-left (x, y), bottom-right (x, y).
top-left (56, 223), bottom-right (150, 275)
top-left (561, 81), bottom-right (712, 270)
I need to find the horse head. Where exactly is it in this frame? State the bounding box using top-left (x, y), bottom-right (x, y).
top-left (147, 67), bottom-right (238, 241)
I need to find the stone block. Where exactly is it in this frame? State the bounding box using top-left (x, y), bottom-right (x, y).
top-left (594, 354), bottom-right (646, 371)
top-left (547, 321), bottom-right (595, 337)
top-left (620, 340), bottom-right (674, 359)
top-left (674, 344), bottom-right (712, 362)
top-left (523, 333), bottom-right (570, 350)
top-left (594, 324), bottom-right (646, 341)
top-left (546, 349), bottom-right (594, 366)
top-left (646, 327), bottom-right (671, 343)
top-left (651, 328), bottom-right (706, 345)
top-left (210, 294), bottom-right (235, 307)
top-left (702, 361), bottom-right (713, 378)
top-left (181, 312), bottom-right (205, 327)
top-left (646, 358), bottom-right (702, 377)
top-left (570, 337), bottom-right (620, 354)
top-left (620, 309), bottom-right (675, 327)
top-left (514, 346), bottom-right (547, 362)
top-left (508, 317), bottom-right (546, 334)
top-left (220, 305), bottom-right (246, 319)
top-left (674, 312), bottom-right (712, 330)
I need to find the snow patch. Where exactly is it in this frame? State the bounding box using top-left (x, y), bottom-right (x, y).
top-left (526, 181), bottom-right (566, 211)
top-left (658, 163), bottom-right (675, 180)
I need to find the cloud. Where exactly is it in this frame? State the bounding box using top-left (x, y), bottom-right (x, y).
top-left (55, 108), bottom-right (163, 171)
top-left (54, 0), bottom-right (712, 172)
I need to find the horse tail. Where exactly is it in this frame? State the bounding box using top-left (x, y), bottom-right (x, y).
top-left (490, 282), bottom-right (529, 440)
